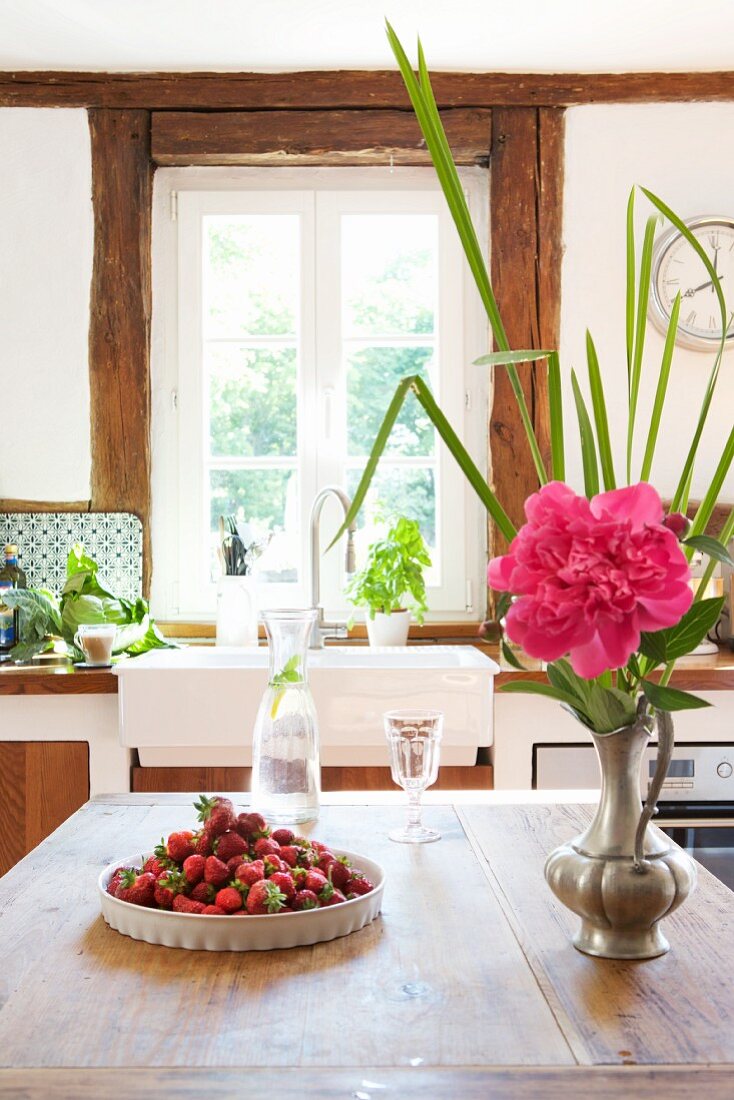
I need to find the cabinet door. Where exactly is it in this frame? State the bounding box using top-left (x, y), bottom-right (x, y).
top-left (0, 742), bottom-right (89, 876)
top-left (132, 765), bottom-right (493, 793)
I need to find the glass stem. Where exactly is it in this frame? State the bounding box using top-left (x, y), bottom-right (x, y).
top-left (407, 789), bottom-right (423, 832)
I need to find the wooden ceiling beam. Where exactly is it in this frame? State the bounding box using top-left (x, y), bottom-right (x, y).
top-left (151, 108), bottom-right (491, 166)
top-left (1, 70), bottom-right (734, 110)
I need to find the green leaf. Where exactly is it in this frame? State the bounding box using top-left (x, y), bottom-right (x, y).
top-left (683, 534), bottom-right (734, 568)
top-left (547, 351), bottom-right (565, 482)
top-left (60, 594), bottom-right (107, 642)
top-left (626, 188), bottom-right (635, 384)
top-left (570, 369), bottom-right (600, 497)
top-left (639, 597), bottom-right (724, 663)
top-left (686, 423), bottom-right (734, 548)
top-left (546, 658), bottom-right (591, 707)
top-left (8, 638), bottom-right (55, 663)
top-left (694, 506), bottom-right (734, 604)
top-left (642, 680), bottom-right (711, 712)
top-left (495, 590), bottom-right (512, 620)
top-left (500, 640), bottom-right (527, 671)
top-left (0, 587), bottom-right (61, 640)
top-left (585, 331), bottom-right (616, 490)
top-left (498, 679), bottom-right (591, 720)
top-left (586, 684), bottom-right (638, 734)
top-left (627, 213), bottom-right (660, 483)
top-left (640, 291), bottom-right (679, 482)
top-left (474, 349), bottom-right (553, 366)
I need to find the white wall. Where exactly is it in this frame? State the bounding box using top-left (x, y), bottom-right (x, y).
top-left (561, 103), bottom-right (734, 501)
top-left (0, 108), bottom-right (93, 501)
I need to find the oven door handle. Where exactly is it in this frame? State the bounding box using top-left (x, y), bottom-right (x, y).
top-left (634, 705), bottom-right (674, 872)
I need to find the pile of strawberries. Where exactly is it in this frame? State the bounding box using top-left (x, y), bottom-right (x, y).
top-left (106, 795), bottom-right (375, 916)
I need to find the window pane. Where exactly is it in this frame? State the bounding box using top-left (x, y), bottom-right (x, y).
top-left (347, 346), bottom-right (435, 457)
top-left (207, 345), bottom-right (297, 458)
top-left (203, 215), bottom-right (299, 338)
top-left (342, 214), bottom-right (437, 337)
top-left (209, 468), bottom-right (299, 582)
top-left (346, 465), bottom-right (436, 551)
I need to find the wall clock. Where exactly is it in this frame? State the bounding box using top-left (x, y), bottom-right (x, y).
top-left (649, 214), bottom-right (734, 351)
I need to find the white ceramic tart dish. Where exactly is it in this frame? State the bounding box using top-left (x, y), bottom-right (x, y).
top-left (98, 848), bottom-right (385, 951)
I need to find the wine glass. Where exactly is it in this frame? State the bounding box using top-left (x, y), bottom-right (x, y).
top-left (384, 709), bottom-right (443, 843)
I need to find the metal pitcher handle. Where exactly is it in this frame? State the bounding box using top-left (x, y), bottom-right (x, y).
top-left (634, 702), bottom-right (674, 872)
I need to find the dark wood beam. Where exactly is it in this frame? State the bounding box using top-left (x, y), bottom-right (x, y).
top-left (151, 107), bottom-right (491, 166)
top-left (489, 107), bottom-right (565, 555)
top-left (3, 70), bottom-right (734, 110)
top-left (88, 109), bottom-right (153, 594)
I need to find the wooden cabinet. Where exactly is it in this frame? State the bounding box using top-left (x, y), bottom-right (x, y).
top-left (132, 764), bottom-right (493, 793)
top-left (0, 742), bottom-right (89, 876)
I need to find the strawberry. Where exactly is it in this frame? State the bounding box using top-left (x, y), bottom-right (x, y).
top-left (321, 889), bottom-right (347, 907)
top-left (328, 859), bottom-right (351, 891)
top-left (296, 847), bottom-right (318, 869)
top-left (190, 881), bottom-right (216, 905)
top-left (182, 854), bottom-right (206, 885)
top-left (304, 869), bottom-right (329, 894)
top-left (279, 845), bottom-right (299, 868)
top-left (172, 895), bottom-right (206, 915)
top-left (291, 866), bottom-right (308, 889)
top-left (213, 831), bottom-right (248, 862)
top-left (293, 889), bottom-right (319, 911)
top-left (271, 827), bottom-right (295, 846)
top-left (227, 854), bottom-right (249, 874)
top-left (194, 795), bottom-right (236, 837)
top-left (235, 859), bottom-right (265, 887)
top-left (246, 879), bottom-right (287, 915)
top-left (215, 886), bottom-right (243, 913)
top-left (204, 856), bottom-right (230, 887)
top-left (202, 904), bottom-right (227, 915)
top-left (270, 872), bottom-right (296, 902)
top-left (263, 854), bottom-right (290, 877)
top-left (154, 869), bottom-right (186, 910)
top-left (346, 873), bottom-right (374, 897)
top-left (143, 854), bottom-right (170, 877)
top-left (106, 867), bottom-right (126, 896)
top-left (236, 811), bottom-right (270, 841)
top-left (310, 840), bottom-right (329, 853)
top-left (166, 830), bottom-right (196, 863)
top-left (115, 869), bottom-right (156, 907)
top-left (292, 835), bottom-right (311, 849)
top-left (317, 851), bottom-right (337, 873)
top-left (193, 829), bottom-right (214, 857)
top-left (254, 836), bottom-right (280, 859)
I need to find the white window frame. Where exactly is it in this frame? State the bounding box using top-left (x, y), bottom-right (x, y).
top-left (151, 166), bottom-right (489, 623)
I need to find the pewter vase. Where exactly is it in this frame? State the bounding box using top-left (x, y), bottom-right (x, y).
top-left (544, 710), bottom-right (697, 959)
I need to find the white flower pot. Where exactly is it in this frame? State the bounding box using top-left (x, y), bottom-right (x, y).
top-left (365, 609), bottom-right (411, 647)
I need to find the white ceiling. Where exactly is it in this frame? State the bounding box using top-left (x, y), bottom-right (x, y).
top-left (1, 0), bottom-right (732, 74)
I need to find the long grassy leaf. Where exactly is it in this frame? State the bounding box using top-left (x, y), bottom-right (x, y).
top-left (474, 349), bottom-right (553, 366)
top-left (411, 376), bottom-right (517, 538)
top-left (626, 188), bottom-right (635, 386)
top-left (547, 351), bottom-right (565, 481)
top-left (640, 291), bottom-right (679, 481)
top-left (641, 187), bottom-right (729, 510)
top-left (386, 23), bottom-right (548, 486)
top-left (585, 331), bottom-right (616, 490)
top-left (695, 506), bottom-right (734, 601)
top-left (627, 213), bottom-right (659, 482)
top-left (571, 369), bottom-right (600, 497)
top-left (686, 422), bottom-right (734, 547)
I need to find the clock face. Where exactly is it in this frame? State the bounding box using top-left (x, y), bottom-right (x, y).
top-left (651, 217), bottom-right (734, 350)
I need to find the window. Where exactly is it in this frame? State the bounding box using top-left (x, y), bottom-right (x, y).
top-left (151, 168), bottom-right (488, 621)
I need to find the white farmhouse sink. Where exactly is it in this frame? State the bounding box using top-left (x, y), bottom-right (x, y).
top-left (115, 645), bottom-right (498, 767)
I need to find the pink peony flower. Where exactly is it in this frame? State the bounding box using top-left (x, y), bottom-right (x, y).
top-left (488, 481), bottom-right (693, 679)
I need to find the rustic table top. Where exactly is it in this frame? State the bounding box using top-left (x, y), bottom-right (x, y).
top-left (1, 793), bottom-right (733, 1099)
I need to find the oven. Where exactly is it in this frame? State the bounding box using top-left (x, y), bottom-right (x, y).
top-left (534, 742), bottom-right (734, 891)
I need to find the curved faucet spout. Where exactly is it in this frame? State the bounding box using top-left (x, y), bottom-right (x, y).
top-left (309, 486), bottom-right (356, 648)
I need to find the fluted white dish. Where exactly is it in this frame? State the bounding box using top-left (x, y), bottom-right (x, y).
top-left (98, 848), bottom-right (384, 951)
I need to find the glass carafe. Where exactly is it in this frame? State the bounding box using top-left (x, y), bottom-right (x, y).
top-left (251, 609), bottom-right (320, 824)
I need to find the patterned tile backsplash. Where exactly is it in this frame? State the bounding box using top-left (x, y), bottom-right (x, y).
top-left (0, 512), bottom-right (143, 600)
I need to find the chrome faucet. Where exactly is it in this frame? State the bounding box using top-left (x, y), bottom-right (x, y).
top-left (308, 486), bottom-right (357, 648)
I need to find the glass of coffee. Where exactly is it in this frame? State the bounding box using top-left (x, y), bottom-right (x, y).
top-left (74, 623), bottom-right (117, 666)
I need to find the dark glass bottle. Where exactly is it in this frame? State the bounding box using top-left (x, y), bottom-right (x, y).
top-left (0, 544), bottom-right (26, 654)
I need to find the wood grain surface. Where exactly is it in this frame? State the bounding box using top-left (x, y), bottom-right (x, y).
top-left (0, 666), bottom-right (117, 696)
top-left (0, 742), bottom-right (89, 875)
top-left (3, 70), bottom-right (734, 109)
top-left (88, 109), bottom-right (153, 595)
top-left (132, 764), bottom-right (494, 793)
top-left (0, 801), bottom-right (572, 1070)
top-left (1, 1065), bottom-right (733, 1100)
top-left (459, 803), bottom-right (734, 1065)
top-left (152, 107), bottom-right (491, 166)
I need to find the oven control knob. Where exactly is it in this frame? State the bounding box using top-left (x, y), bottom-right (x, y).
top-left (717, 761), bottom-right (733, 779)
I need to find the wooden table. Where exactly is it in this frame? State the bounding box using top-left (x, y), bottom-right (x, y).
top-left (1, 793), bottom-right (733, 1098)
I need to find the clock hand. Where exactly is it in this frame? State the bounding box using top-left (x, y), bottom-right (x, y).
top-left (683, 274), bottom-right (725, 297)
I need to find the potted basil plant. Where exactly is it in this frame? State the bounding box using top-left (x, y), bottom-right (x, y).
top-left (345, 517), bottom-right (431, 646)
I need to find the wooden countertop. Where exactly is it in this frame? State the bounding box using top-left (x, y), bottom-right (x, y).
top-left (3, 643), bottom-right (734, 696)
top-left (1, 792), bottom-right (733, 1097)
